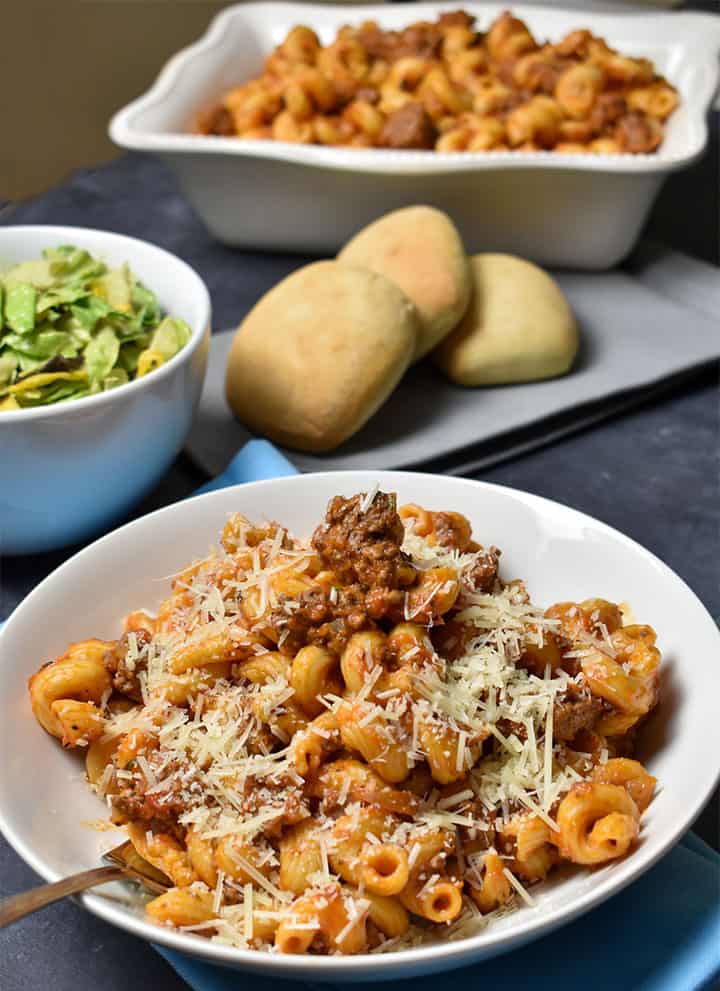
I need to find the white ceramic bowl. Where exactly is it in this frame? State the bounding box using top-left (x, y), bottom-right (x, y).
top-left (0, 471), bottom-right (718, 980)
top-left (109, 2), bottom-right (720, 269)
top-left (0, 226), bottom-right (211, 555)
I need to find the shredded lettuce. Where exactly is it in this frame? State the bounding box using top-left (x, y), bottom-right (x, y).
top-left (0, 245), bottom-right (193, 410)
top-left (5, 284), bottom-right (37, 335)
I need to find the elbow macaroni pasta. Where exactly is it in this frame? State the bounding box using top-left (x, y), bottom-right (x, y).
top-left (28, 489), bottom-right (662, 954)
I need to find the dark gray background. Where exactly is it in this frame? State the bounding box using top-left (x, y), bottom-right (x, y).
top-left (1, 38), bottom-right (718, 991)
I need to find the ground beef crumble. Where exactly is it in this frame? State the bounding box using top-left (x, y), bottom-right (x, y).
top-left (111, 751), bottom-right (206, 840)
top-left (272, 581), bottom-right (413, 655)
top-left (311, 491), bottom-right (413, 589)
top-left (553, 682), bottom-right (607, 742)
top-left (270, 492), bottom-right (422, 652)
top-left (466, 545), bottom-right (502, 593)
top-left (272, 583), bottom-right (372, 656)
top-left (104, 630), bottom-right (151, 702)
top-left (379, 103), bottom-right (438, 150)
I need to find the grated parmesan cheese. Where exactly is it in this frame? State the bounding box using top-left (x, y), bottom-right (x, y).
top-left (359, 484), bottom-right (380, 514)
top-left (244, 883), bottom-right (254, 942)
top-left (502, 867), bottom-right (536, 907)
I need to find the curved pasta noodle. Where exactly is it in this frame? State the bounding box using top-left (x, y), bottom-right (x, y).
top-left (437, 114), bottom-right (506, 152)
top-left (289, 68), bottom-right (337, 119)
top-left (398, 503), bottom-right (434, 538)
top-left (502, 814), bottom-right (558, 881)
top-left (251, 694), bottom-right (308, 741)
top-left (169, 629), bottom-right (254, 674)
top-left (215, 835), bottom-right (275, 885)
top-left (399, 875), bottom-right (463, 923)
top-left (583, 624), bottom-right (660, 733)
top-left (279, 819), bottom-right (325, 894)
top-left (281, 26), bottom-right (321, 66)
top-left (547, 598), bottom-right (624, 641)
top-left (403, 566), bottom-right (459, 624)
top-left (340, 630), bottom-right (387, 695)
top-left (275, 884), bottom-right (368, 954)
top-left (313, 115), bottom-right (352, 146)
top-left (558, 119), bottom-right (595, 144)
top-left (413, 702), bottom-right (485, 786)
top-left (359, 844), bottom-right (409, 896)
top-left (29, 639), bottom-right (113, 743)
top-left (311, 758), bottom-right (419, 816)
top-left (506, 95), bottom-right (563, 148)
top-left (186, 828), bottom-right (218, 888)
top-left (486, 12), bottom-right (537, 61)
top-left (146, 886), bottom-right (217, 928)
top-left (555, 63), bottom-right (604, 118)
top-left (343, 99), bottom-right (385, 138)
top-left (442, 25), bottom-right (479, 60)
top-left (151, 664), bottom-right (233, 706)
top-left (468, 850), bottom-right (513, 913)
top-left (50, 699), bottom-right (106, 747)
top-left (626, 83), bottom-right (678, 120)
top-left (336, 699), bottom-right (411, 783)
top-left (291, 645), bottom-right (341, 716)
top-left (556, 782), bottom-right (640, 865)
top-left (416, 713), bottom-right (477, 785)
top-left (592, 757), bottom-right (656, 813)
top-left (358, 890), bottom-right (409, 938)
top-left (126, 823), bottom-right (197, 887)
top-left (419, 68), bottom-right (470, 119)
top-left (386, 622), bottom-right (433, 665)
top-left (123, 611), bottom-right (158, 636)
top-left (581, 649), bottom-right (653, 715)
top-left (328, 807), bottom-right (408, 894)
top-left (85, 734), bottom-right (120, 787)
top-left (274, 899), bottom-right (319, 954)
top-left (594, 52), bottom-right (653, 86)
top-left (115, 728), bottom-right (158, 770)
top-left (291, 710), bottom-right (340, 776)
top-left (612, 625), bottom-right (661, 678)
top-left (398, 826), bottom-right (459, 916)
top-left (240, 652), bottom-right (290, 685)
top-left (317, 39), bottom-right (369, 102)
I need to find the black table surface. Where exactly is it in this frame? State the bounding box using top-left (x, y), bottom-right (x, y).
top-left (2, 114), bottom-right (719, 991)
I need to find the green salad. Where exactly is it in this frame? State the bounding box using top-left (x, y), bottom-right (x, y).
top-left (0, 245), bottom-right (192, 411)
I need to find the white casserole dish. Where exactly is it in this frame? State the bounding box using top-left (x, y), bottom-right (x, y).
top-left (110, 3), bottom-right (720, 269)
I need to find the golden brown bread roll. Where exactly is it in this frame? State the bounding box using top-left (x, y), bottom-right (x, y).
top-left (225, 261), bottom-right (418, 453)
top-left (338, 206), bottom-right (471, 361)
top-left (434, 253), bottom-right (578, 385)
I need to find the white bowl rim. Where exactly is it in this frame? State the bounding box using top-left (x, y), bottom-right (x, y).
top-left (1, 469), bottom-right (719, 977)
top-left (0, 225), bottom-right (211, 424)
top-left (109, 1), bottom-right (720, 177)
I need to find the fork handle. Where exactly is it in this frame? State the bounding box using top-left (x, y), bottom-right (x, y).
top-left (0, 865), bottom-right (127, 928)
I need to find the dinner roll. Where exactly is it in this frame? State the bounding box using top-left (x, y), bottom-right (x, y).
top-left (434, 254), bottom-right (578, 385)
top-left (225, 261), bottom-right (418, 453)
top-left (338, 206), bottom-right (471, 361)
